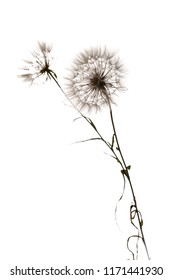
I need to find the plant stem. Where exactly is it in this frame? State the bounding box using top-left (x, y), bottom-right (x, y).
top-left (48, 71), bottom-right (83, 117)
top-left (49, 71), bottom-right (124, 169)
top-left (108, 101), bottom-right (150, 260)
top-left (50, 71), bottom-right (150, 260)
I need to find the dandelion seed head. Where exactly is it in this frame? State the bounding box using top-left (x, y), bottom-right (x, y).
top-left (18, 42), bottom-right (55, 85)
top-left (66, 47), bottom-right (126, 112)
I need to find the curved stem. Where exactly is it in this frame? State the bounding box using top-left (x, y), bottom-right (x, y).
top-left (49, 71), bottom-right (124, 170)
top-left (108, 101), bottom-right (150, 260)
top-left (49, 71), bottom-right (150, 260)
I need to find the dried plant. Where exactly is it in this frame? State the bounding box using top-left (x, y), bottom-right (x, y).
top-left (18, 42), bottom-right (56, 85)
top-left (19, 42), bottom-right (150, 260)
top-left (65, 47), bottom-right (126, 112)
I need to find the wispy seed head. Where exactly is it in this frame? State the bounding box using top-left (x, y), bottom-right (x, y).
top-left (18, 42), bottom-right (56, 85)
top-left (65, 47), bottom-right (126, 112)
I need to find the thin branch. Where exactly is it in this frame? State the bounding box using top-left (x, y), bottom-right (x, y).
top-left (49, 71), bottom-right (150, 260)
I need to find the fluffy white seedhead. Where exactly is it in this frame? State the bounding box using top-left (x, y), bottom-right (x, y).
top-left (66, 47), bottom-right (126, 112)
top-left (19, 42), bottom-right (55, 85)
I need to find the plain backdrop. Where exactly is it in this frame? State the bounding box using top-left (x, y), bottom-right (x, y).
top-left (0, 0), bottom-right (173, 279)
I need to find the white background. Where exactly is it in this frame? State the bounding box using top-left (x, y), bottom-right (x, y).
top-left (0, 0), bottom-right (173, 278)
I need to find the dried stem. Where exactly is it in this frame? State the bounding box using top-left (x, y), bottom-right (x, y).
top-left (49, 71), bottom-right (123, 167)
top-left (49, 70), bottom-right (150, 260)
top-left (108, 100), bottom-right (150, 260)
